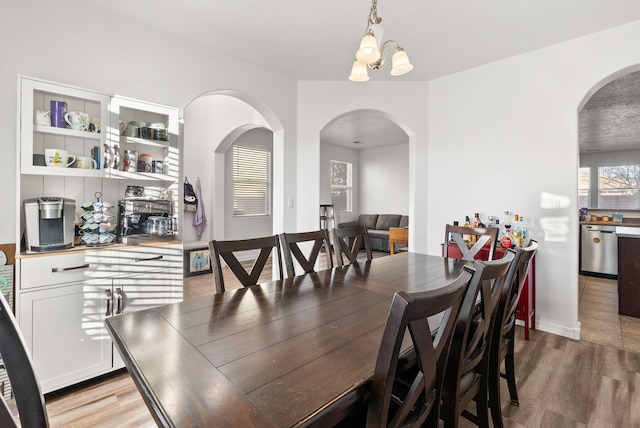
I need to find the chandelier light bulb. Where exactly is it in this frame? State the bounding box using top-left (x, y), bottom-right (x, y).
top-left (390, 48), bottom-right (414, 76)
top-left (349, 59), bottom-right (370, 82)
top-left (355, 31), bottom-right (380, 63)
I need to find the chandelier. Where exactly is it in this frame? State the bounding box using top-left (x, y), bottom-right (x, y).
top-left (348, 0), bottom-right (414, 82)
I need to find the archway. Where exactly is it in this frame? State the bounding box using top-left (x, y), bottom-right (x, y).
top-left (319, 109), bottom-right (412, 249)
top-left (182, 90), bottom-right (285, 245)
top-left (576, 64), bottom-right (640, 346)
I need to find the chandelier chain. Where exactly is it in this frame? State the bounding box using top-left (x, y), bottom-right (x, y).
top-left (367, 0), bottom-right (382, 27)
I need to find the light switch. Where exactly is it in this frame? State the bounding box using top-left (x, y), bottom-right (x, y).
top-left (288, 197), bottom-right (294, 208)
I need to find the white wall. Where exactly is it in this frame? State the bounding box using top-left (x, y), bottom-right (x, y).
top-left (224, 128), bottom-right (273, 239)
top-left (319, 143), bottom-right (359, 225)
top-left (427, 21), bottom-right (640, 339)
top-left (359, 144), bottom-right (409, 215)
top-left (1, 0), bottom-right (298, 245)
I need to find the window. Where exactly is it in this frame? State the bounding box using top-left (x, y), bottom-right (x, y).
top-left (330, 160), bottom-right (352, 212)
top-left (578, 167), bottom-right (590, 208)
top-left (598, 165), bottom-right (640, 209)
top-left (233, 145), bottom-right (271, 216)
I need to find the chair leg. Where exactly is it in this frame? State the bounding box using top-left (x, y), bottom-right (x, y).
top-left (488, 358), bottom-right (504, 428)
top-left (475, 386), bottom-right (491, 428)
top-left (505, 337), bottom-right (519, 406)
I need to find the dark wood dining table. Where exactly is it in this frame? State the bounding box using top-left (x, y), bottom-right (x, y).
top-left (105, 252), bottom-right (469, 427)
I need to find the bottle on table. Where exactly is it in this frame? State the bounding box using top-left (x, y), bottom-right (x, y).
top-left (500, 224), bottom-right (516, 248)
top-left (516, 216), bottom-right (528, 246)
top-left (463, 216), bottom-right (473, 244)
top-left (511, 214), bottom-right (523, 247)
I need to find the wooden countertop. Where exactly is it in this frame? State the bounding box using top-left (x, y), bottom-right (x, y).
top-left (16, 239), bottom-right (183, 259)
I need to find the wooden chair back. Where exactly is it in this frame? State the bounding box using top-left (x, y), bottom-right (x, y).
top-left (0, 292), bottom-right (49, 428)
top-left (488, 240), bottom-right (538, 426)
top-left (332, 225), bottom-right (373, 267)
top-left (280, 230), bottom-right (333, 278)
top-left (443, 224), bottom-right (499, 261)
top-left (209, 235), bottom-right (283, 293)
top-left (441, 250), bottom-right (515, 427)
top-left (367, 267), bottom-right (475, 428)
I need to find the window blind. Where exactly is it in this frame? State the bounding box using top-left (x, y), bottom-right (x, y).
top-left (330, 160), bottom-right (352, 212)
top-left (233, 145), bottom-right (271, 216)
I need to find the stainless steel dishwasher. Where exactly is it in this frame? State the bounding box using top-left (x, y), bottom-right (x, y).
top-left (580, 224), bottom-right (618, 277)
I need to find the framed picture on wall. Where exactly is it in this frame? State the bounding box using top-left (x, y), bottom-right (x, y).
top-left (184, 248), bottom-right (213, 277)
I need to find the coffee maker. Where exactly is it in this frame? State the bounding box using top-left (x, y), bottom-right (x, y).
top-left (117, 198), bottom-right (175, 244)
top-left (24, 197), bottom-right (76, 252)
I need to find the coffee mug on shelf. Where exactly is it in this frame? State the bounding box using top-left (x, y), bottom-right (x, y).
top-left (64, 111), bottom-right (90, 131)
top-left (44, 149), bottom-right (75, 168)
top-left (35, 109), bottom-right (51, 126)
top-left (137, 154), bottom-right (152, 172)
top-left (50, 101), bottom-right (67, 128)
top-left (76, 156), bottom-right (97, 169)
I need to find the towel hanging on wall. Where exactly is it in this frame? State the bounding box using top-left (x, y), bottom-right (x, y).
top-left (193, 177), bottom-right (207, 239)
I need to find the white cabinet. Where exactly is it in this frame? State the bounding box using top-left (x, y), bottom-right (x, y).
top-left (18, 279), bottom-right (113, 393)
top-left (16, 244), bottom-right (183, 393)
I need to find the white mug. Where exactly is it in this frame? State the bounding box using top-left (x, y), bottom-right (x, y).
top-left (35, 109), bottom-right (51, 126)
top-left (64, 111), bottom-right (90, 131)
top-left (76, 156), bottom-right (97, 169)
top-left (44, 149), bottom-right (76, 168)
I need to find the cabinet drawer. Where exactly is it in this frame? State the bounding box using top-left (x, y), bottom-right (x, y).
top-left (113, 244), bottom-right (183, 274)
top-left (20, 253), bottom-right (93, 289)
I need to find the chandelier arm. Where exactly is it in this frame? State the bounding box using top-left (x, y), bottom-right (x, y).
top-left (379, 40), bottom-right (399, 59)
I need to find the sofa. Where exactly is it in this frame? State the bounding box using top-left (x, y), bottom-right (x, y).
top-left (338, 214), bottom-right (409, 252)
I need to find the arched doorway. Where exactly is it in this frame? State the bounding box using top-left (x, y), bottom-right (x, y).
top-left (577, 64), bottom-right (640, 349)
top-left (182, 91), bottom-right (285, 245)
top-left (319, 109), bottom-right (412, 248)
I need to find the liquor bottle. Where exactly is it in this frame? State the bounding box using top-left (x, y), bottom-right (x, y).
top-left (516, 216), bottom-right (528, 246)
top-left (463, 216), bottom-right (472, 243)
top-left (500, 224), bottom-right (516, 248)
top-left (511, 214), bottom-right (523, 247)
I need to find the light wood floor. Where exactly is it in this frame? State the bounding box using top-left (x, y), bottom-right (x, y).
top-left (12, 260), bottom-right (640, 427)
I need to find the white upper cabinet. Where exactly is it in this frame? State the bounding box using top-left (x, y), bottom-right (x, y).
top-left (108, 96), bottom-right (179, 183)
top-left (19, 77), bottom-right (110, 177)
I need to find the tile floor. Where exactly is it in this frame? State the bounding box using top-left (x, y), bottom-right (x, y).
top-left (579, 274), bottom-right (640, 353)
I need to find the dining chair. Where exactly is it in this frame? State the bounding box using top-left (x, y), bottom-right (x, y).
top-left (209, 235), bottom-right (283, 293)
top-left (0, 292), bottom-right (49, 428)
top-left (279, 230), bottom-right (333, 278)
top-left (332, 225), bottom-right (373, 267)
top-left (443, 225), bottom-right (499, 261)
top-left (365, 266), bottom-right (476, 428)
top-left (488, 240), bottom-right (538, 428)
top-left (440, 250), bottom-right (515, 428)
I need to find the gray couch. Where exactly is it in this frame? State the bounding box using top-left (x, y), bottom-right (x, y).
top-left (338, 214), bottom-right (409, 252)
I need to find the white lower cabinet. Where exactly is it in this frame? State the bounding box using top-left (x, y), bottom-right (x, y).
top-left (17, 245), bottom-right (183, 393)
top-left (19, 279), bottom-right (114, 393)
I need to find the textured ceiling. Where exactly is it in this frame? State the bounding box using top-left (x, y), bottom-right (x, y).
top-left (579, 71), bottom-right (640, 153)
top-left (87, 0), bottom-right (640, 82)
top-left (85, 1), bottom-right (640, 149)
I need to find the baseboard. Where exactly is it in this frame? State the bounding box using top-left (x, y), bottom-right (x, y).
top-left (534, 318), bottom-right (581, 340)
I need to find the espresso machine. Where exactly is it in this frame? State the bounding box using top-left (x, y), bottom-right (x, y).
top-left (23, 197), bottom-right (76, 252)
top-left (117, 198), bottom-right (175, 244)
